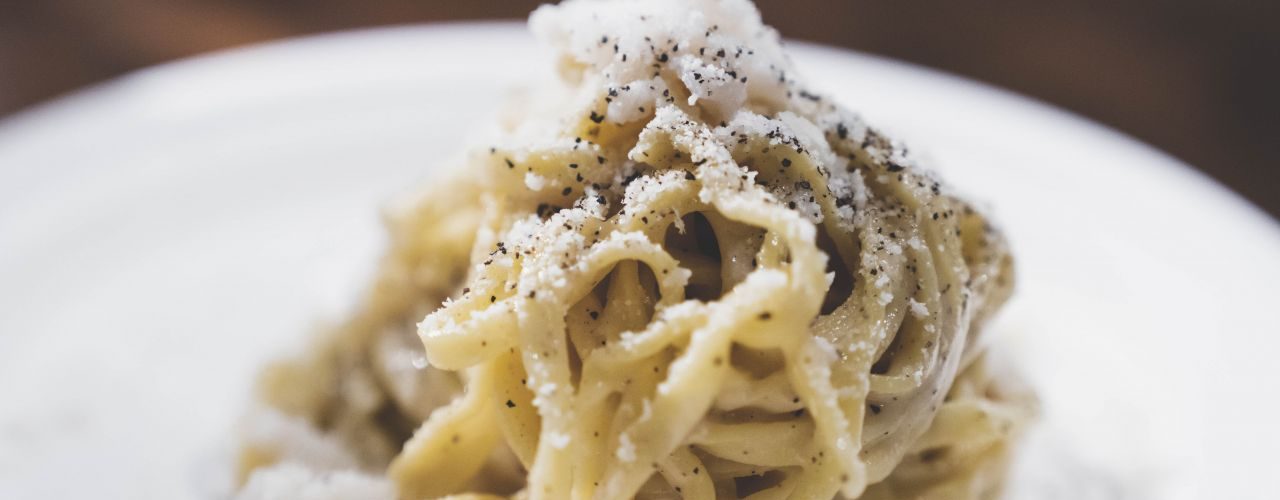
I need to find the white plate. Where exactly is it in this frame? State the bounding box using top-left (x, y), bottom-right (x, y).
top-left (1, 23), bottom-right (1276, 500)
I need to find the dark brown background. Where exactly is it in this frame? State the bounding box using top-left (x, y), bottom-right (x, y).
top-left (1, 0), bottom-right (1276, 217)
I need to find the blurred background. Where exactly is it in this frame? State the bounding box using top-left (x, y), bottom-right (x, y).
top-left (0, 0), bottom-right (1276, 216)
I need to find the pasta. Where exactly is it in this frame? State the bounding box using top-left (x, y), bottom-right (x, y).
top-left (236, 0), bottom-right (1035, 499)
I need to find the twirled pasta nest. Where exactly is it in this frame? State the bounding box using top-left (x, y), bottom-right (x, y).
top-left (236, 1), bottom-right (1035, 499)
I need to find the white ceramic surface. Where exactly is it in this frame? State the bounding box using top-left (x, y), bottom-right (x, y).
top-left (1, 23), bottom-right (1276, 500)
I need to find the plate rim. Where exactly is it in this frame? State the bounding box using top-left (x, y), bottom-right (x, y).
top-left (2, 21), bottom-right (1276, 237)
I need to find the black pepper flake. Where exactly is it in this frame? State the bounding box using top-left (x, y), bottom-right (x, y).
top-left (716, 48), bottom-right (726, 57)
top-left (576, 173), bottom-right (584, 182)
top-left (490, 295), bottom-right (496, 303)
top-left (758, 311), bottom-right (772, 320)
top-left (600, 35), bottom-right (608, 44)
top-left (504, 158), bottom-right (514, 168)
top-left (919, 447), bottom-right (948, 463)
top-left (869, 404), bottom-right (882, 415)
top-left (836, 123), bottom-right (849, 139)
top-left (536, 203), bottom-right (555, 218)
top-left (597, 155), bottom-right (606, 164)
top-left (684, 171), bottom-right (695, 180)
top-left (562, 187), bottom-right (573, 196)
top-left (506, 400), bottom-right (516, 408)
top-left (589, 311), bottom-right (599, 320)
top-left (781, 158), bottom-right (792, 167)
top-left (589, 110), bottom-right (605, 124)
top-left (462, 287), bottom-right (470, 294)
top-left (887, 162), bottom-right (905, 173)
top-left (793, 408), bottom-right (806, 417)
top-left (657, 52), bottom-right (669, 62)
